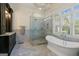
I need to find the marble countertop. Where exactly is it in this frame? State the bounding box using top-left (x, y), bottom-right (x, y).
top-left (0, 32), bottom-right (16, 36)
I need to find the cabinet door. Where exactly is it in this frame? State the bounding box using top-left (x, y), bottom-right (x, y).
top-left (9, 33), bottom-right (16, 55)
top-left (0, 37), bottom-right (9, 53)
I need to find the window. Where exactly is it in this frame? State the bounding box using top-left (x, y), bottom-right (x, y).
top-left (53, 14), bottom-right (61, 34)
top-left (73, 6), bottom-right (79, 35)
top-left (62, 15), bottom-right (71, 34)
top-left (74, 19), bottom-right (79, 34)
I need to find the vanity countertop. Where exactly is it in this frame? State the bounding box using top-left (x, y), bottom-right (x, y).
top-left (0, 32), bottom-right (16, 36)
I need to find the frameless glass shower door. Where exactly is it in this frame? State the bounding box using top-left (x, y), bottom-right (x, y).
top-left (30, 17), bottom-right (47, 45)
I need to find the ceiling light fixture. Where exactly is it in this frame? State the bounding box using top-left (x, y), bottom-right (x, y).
top-left (38, 8), bottom-right (42, 10)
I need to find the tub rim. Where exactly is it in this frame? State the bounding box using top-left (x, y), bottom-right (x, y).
top-left (46, 35), bottom-right (79, 48)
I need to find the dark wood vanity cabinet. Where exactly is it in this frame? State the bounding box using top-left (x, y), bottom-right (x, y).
top-left (0, 32), bottom-right (16, 56)
top-left (0, 3), bottom-right (15, 56)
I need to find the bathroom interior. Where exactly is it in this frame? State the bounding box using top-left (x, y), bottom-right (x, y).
top-left (0, 3), bottom-right (79, 56)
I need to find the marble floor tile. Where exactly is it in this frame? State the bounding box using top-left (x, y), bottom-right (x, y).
top-left (11, 39), bottom-right (56, 56)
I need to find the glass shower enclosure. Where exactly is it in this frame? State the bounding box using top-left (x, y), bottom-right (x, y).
top-left (30, 16), bottom-right (52, 45)
top-left (30, 16), bottom-right (46, 45)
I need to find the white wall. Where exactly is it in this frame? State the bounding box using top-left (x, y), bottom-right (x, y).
top-left (13, 7), bottom-right (32, 30)
top-left (10, 3), bottom-right (44, 31)
top-left (10, 4), bottom-right (31, 30)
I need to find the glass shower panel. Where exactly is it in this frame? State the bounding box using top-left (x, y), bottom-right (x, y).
top-left (30, 17), bottom-right (47, 45)
top-left (43, 16), bottom-right (52, 35)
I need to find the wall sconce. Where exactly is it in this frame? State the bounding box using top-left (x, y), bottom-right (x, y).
top-left (5, 10), bottom-right (11, 19)
top-left (5, 10), bottom-right (8, 14)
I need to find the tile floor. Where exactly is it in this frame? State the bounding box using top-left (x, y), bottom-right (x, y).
top-left (10, 34), bottom-right (56, 56)
top-left (0, 31), bottom-right (56, 56)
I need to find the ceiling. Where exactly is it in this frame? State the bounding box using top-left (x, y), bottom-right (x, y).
top-left (10, 3), bottom-right (77, 17)
top-left (10, 3), bottom-right (76, 11)
top-left (10, 3), bottom-right (54, 11)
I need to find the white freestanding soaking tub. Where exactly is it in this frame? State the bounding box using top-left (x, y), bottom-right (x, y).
top-left (46, 35), bottom-right (79, 56)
